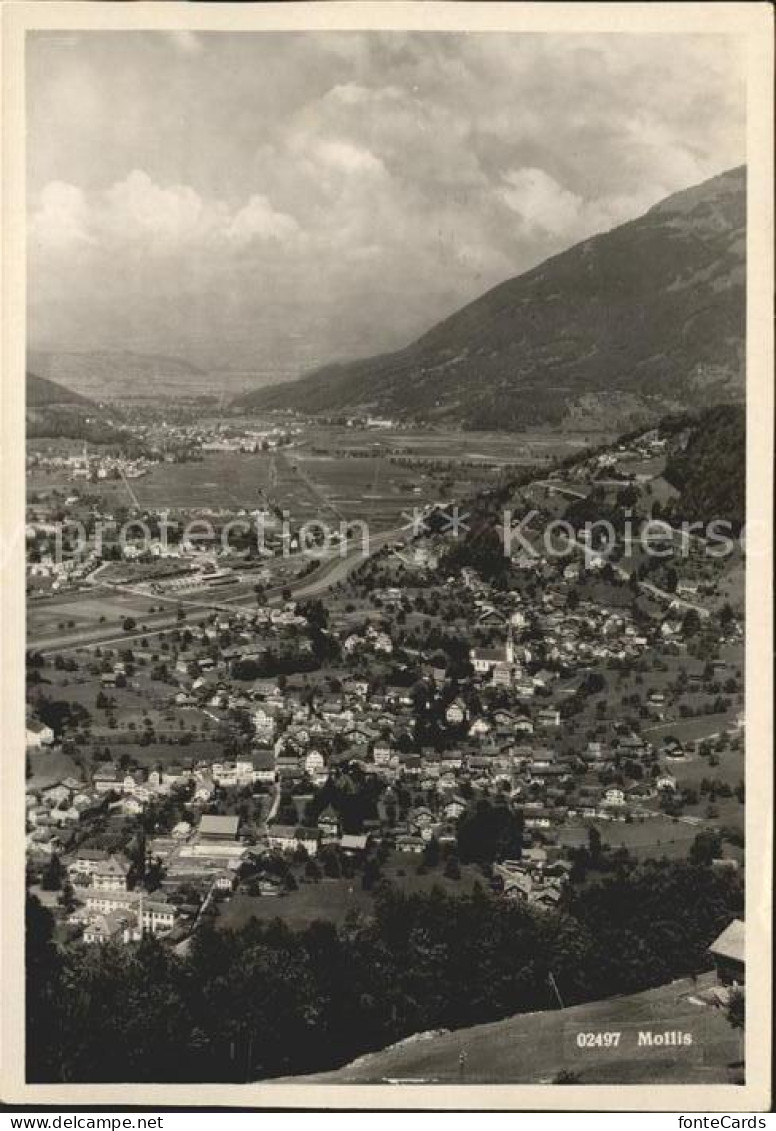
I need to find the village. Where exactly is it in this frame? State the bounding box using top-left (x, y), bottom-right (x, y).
top-left (16, 19), bottom-right (763, 1096)
top-left (25, 417), bottom-right (746, 957)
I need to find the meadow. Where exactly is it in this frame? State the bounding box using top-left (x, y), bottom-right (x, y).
top-left (218, 853), bottom-right (486, 931)
top-left (555, 816), bottom-right (706, 860)
top-left (284, 972), bottom-right (740, 1085)
top-left (27, 589), bottom-right (156, 637)
top-left (315, 426), bottom-right (610, 463)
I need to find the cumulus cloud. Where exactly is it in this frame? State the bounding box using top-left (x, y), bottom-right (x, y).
top-left (227, 194), bottom-right (301, 245)
top-left (29, 181), bottom-right (91, 250)
top-left (500, 168), bottom-right (583, 237)
top-left (498, 168), bottom-right (660, 243)
top-left (30, 171), bottom-right (302, 254)
top-left (312, 139), bottom-right (386, 177)
top-left (26, 30), bottom-right (745, 370)
top-left (103, 171), bottom-right (216, 245)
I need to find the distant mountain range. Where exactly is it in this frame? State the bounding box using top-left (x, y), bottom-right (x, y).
top-left (26, 371), bottom-right (130, 444)
top-left (25, 349), bottom-right (304, 402)
top-left (26, 349), bottom-right (208, 401)
top-left (26, 371), bottom-right (93, 408)
top-left (239, 166), bottom-right (745, 431)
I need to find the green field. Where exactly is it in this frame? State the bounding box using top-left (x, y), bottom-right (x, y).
top-left (218, 882), bottom-right (371, 931)
top-left (218, 855), bottom-right (486, 931)
top-left (641, 712), bottom-right (742, 746)
top-left (27, 589), bottom-right (156, 636)
top-left (281, 973), bottom-right (741, 1084)
top-left (665, 746), bottom-right (744, 788)
top-left (28, 426), bottom-right (612, 529)
top-left (314, 426), bottom-right (610, 462)
top-left (555, 816), bottom-right (703, 860)
top-left (27, 747), bottom-right (82, 789)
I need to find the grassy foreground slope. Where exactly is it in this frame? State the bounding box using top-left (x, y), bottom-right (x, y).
top-left (282, 974), bottom-right (740, 1085)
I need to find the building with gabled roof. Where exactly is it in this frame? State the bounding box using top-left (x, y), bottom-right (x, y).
top-left (198, 814), bottom-right (240, 841)
top-left (708, 919), bottom-right (745, 985)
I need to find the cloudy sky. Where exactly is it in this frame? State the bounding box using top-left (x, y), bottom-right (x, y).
top-left (27, 30), bottom-right (745, 378)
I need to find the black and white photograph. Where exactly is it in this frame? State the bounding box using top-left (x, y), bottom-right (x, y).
top-left (2, 0), bottom-right (772, 1113)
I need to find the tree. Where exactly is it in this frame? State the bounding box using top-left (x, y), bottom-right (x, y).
top-left (277, 799), bottom-right (299, 826)
top-left (122, 617), bottom-right (137, 633)
top-left (40, 854), bottom-right (64, 892)
top-left (688, 829), bottom-right (722, 866)
top-left (583, 672), bottom-right (607, 695)
top-left (59, 881), bottom-right (76, 913)
top-left (727, 986), bottom-right (745, 1031)
top-left (456, 800), bottom-right (523, 865)
top-left (588, 826), bottom-right (603, 863)
top-left (362, 858), bottom-right (382, 891)
top-left (25, 856), bottom-right (744, 1084)
top-left (444, 854), bottom-right (461, 880)
top-left (422, 837), bottom-right (441, 868)
top-left (26, 895), bottom-right (63, 1081)
top-left (683, 609), bottom-right (701, 637)
top-left (305, 859), bottom-right (322, 883)
top-left (320, 847), bottom-right (342, 879)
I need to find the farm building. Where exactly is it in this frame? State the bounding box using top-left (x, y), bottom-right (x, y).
top-left (708, 918), bottom-right (745, 985)
top-left (198, 814), bottom-right (240, 842)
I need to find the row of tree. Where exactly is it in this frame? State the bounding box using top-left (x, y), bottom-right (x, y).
top-left (27, 858), bottom-right (742, 1082)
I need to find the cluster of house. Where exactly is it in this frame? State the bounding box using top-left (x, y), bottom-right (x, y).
top-left (64, 807), bottom-right (376, 945)
top-left (43, 708), bottom-right (703, 947)
top-left (343, 625), bottom-right (394, 657)
top-left (198, 422), bottom-right (298, 453)
top-left (64, 849), bottom-right (178, 945)
top-left (558, 429), bottom-right (668, 486)
top-left (26, 776), bottom-right (112, 857)
top-left (25, 745), bottom-right (270, 857)
top-left (493, 845), bottom-right (572, 908)
top-left (26, 544), bottom-right (102, 590)
top-left (59, 813), bottom-right (260, 945)
top-left (148, 814), bottom-right (252, 895)
top-left (90, 751), bottom-right (275, 811)
top-left (27, 575), bottom-right (707, 866)
top-left (26, 448), bottom-right (152, 483)
top-left (467, 585), bottom-right (656, 672)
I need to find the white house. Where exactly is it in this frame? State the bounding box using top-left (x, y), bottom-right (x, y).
top-left (91, 856), bottom-right (130, 892)
top-left (26, 720), bottom-right (55, 748)
top-left (445, 699), bottom-right (467, 724)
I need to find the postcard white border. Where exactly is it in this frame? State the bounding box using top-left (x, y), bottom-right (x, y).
top-left (2, 1), bottom-right (772, 1111)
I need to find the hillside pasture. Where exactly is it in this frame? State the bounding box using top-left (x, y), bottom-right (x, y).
top-left (555, 816), bottom-right (702, 861)
top-left (281, 973), bottom-right (741, 1084)
top-left (218, 855), bottom-right (486, 932)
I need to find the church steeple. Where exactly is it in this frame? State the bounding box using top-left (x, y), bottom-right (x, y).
top-left (505, 620), bottom-right (514, 665)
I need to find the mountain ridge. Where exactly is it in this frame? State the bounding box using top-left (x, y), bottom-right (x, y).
top-left (27, 349), bottom-right (207, 402)
top-left (26, 371), bottom-right (94, 408)
top-left (239, 166), bottom-right (745, 430)
top-left (26, 370), bottom-right (131, 444)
